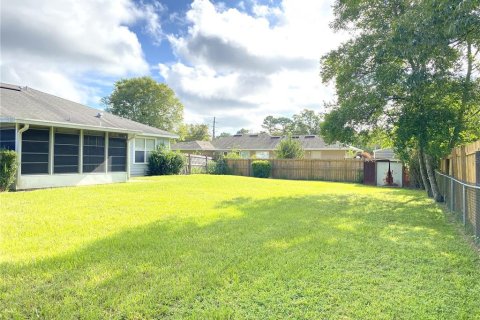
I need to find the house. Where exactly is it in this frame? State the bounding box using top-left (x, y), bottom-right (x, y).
top-left (172, 132), bottom-right (362, 159)
top-left (0, 83), bottom-right (178, 190)
top-left (170, 140), bottom-right (216, 158)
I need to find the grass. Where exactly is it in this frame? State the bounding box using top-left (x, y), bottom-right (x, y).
top-left (1, 175), bottom-right (479, 319)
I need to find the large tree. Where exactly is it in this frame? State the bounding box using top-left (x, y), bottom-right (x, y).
top-left (102, 77), bottom-right (184, 132)
top-left (292, 109), bottom-right (322, 135)
top-left (177, 123), bottom-right (211, 142)
top-left (321, 0), bottom-right (480, 201)
top-left (261, 109), bottom-right (322, 135)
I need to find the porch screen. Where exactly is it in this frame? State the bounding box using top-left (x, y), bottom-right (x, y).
top-left (83, 132), bottom-right (105, 173)
top-left (108, 134), bottom-right (127, 172)
top-left (21, 128), bottom-right (49, 174)
top-left (54, 130), bottom-right (80, 173)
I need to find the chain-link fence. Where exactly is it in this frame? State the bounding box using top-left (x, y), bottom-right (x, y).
top-left (436, 171), bottom-right (479, 244)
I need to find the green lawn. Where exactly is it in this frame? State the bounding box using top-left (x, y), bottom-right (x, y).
top-left (1, 175), bottom-right (479, 319)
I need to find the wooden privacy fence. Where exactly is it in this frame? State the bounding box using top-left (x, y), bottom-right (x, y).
top-left (226, 159), bottom-right (364, 183)
top-left (183, 154), bottom-right (213, 174)
top-left (437, 140), bottom-right (480, 244)
top-left (440, 140), bottom-right (480, 184)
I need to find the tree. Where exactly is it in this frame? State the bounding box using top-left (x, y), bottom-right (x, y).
top-left (236, 128), bottom-right (250, 134)
top-left (292, 109), bottom-right (322, 135)
top-left (102, 77), bottom-right (184, 132)
top-left (261, 116), bottom-right (278, 134)
top-left (262, 109), bottom-right (322, 135)
top-left (218, 132), bottom-right (232, 138)
top-left (275, 136), bottom-right (305, 159)
top-left (320, 0), bottom-right (480, 201)
top-left (178, 124), bottom-right (211, 142)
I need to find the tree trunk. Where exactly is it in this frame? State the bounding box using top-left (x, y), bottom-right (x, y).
top-left (424, 153), bottom-right (443, 202)
top-left (418, 151), bottom-right (432, 197)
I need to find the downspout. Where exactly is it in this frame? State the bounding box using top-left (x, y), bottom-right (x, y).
top-left (16, 124), bottom-right (30, 189)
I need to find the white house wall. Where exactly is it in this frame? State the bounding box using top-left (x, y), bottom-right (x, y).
top-left (16, 172), bottom-right (128, 190)
top-left (129, 136), bottom-right (171, 176)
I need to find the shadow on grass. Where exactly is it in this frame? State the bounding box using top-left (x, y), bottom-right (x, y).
top-left (2, 192), bottom-right (479, 319)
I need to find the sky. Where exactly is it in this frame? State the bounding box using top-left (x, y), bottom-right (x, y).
top-left (1, 0), bottom-right (347, 134)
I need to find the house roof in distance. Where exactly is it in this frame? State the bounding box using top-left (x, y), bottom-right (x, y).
top-left (172, 133), bottom-right (362, 151)
top-left (0, 83), bottom-right (178, 138)
top-left (171, 140), bottom-right (216, 151)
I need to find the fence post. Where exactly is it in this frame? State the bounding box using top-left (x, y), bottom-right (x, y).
top-left (188, 154), bottom-right (192, 175)
top-left (205, 155), bottom-right (208, 172)
top-left (462, 184), bottom-right (466, 225)
top-left (450, 177), bottom-right (454, 211)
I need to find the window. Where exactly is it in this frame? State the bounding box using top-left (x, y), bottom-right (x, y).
top-left (255, 151), bottom-right (269, 159)
top-left (54, 129), bottom-right (80, 174)
top-left (108, 134), bottom-right (127, 172)
top-left (134, 138), bottom-right (155, 163)
top-left (0, 126), bottom-right (15, 150)
top-left (22, 128), bottom-right (49, 174)
top-left (83, 132), bottom-right (105, 173)
top-left (240, 151), bottom-right (250, 159)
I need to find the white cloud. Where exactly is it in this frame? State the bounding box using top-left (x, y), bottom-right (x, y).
top-left (0, 0), bottom-right (160, 105)
top-left (160, 0), bottom-right (347, 133)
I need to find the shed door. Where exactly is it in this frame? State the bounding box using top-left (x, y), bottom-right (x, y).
top-left (376, 162), bottom-right (403, 187)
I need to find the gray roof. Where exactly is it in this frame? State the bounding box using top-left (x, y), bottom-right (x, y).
top-left (0, 83), bottom-right (178, 138)
top-left (213, 133), bottom-right (280, 150)
top-left (172, 133), bottom-right (360, 151)
top-left (171, 140), bottom-right (216, 150)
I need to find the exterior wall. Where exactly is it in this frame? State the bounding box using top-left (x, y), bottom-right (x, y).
top-left (16, 172), bottom-right (127, 190)
top-left (129, 136), bottom-right (171, 176)
top-left (305, 150), bottom-right (347, 160)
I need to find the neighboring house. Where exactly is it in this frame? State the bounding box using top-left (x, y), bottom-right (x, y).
top-left (172, 132), bottom-right (362, 159)
top-left (0, 83), bottom-right (178, 190)
top-left (170, 140), bottom-right (216, 158)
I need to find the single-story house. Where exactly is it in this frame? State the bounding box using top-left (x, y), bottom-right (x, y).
top-left (0, 83), bottom-right (178, 190)
top-left (172, 132), bottom-right (362, 159)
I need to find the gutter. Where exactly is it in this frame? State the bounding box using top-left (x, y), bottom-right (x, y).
top-left (2, 117), bottom-right (178, 139)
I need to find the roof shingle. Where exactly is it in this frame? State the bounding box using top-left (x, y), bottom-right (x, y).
top-left (0, 83), bottom-right (178, 138)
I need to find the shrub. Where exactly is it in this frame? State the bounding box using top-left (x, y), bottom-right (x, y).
top-left (224, 149), bottom-right (242, 159)
top-left (148, 147), bottom-right (185, 175)
top-left (207, 156), bottom-right (229, 175)
top-left (0, 149), bottom-right (18, 192)
top-left (252, 160), bottom-right (271, 178)
top-left (275, 136), bottom-right (305, 159)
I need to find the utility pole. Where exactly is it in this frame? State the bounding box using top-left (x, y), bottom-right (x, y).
top-left (212, 116), bottom-right (216, 140)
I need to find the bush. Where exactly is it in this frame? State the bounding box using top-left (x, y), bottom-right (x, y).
top-left (0, 149), bottom-right (18, 192)
top-left (224, 149), bottom-right (242, 159)
top-left (275, 136), bottom-right (305, 159)
top-left (148, 147), bottom-right (185, 175)
top-left (252, 160), bottom-right (271, 178)
top-left (207, 156), bottom-right (229, 175)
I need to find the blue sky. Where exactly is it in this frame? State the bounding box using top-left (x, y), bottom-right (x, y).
top-left (1, 0), bottom-right (345, 133)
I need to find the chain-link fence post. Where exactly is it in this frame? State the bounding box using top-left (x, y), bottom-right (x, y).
top-left (450, 177), bottom-right (454, 211)
top-left (462, 184), bottom-right (466, 225)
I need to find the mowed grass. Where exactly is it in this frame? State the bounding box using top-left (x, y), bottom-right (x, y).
top-left (1, 176), bottom-right (479, 319)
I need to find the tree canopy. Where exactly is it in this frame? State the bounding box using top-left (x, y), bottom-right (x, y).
top-left (177, 124), bottom-right (211, 142)
top-left (261, 109), bottom-right (323, 136)
top-left (102, 77), bottom-right (184, 132)
top-left (320, 0), bottom-right (480, 201)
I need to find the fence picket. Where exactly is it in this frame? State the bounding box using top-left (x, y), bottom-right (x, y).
top-left (225, 158), bottom-right (363, 183)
